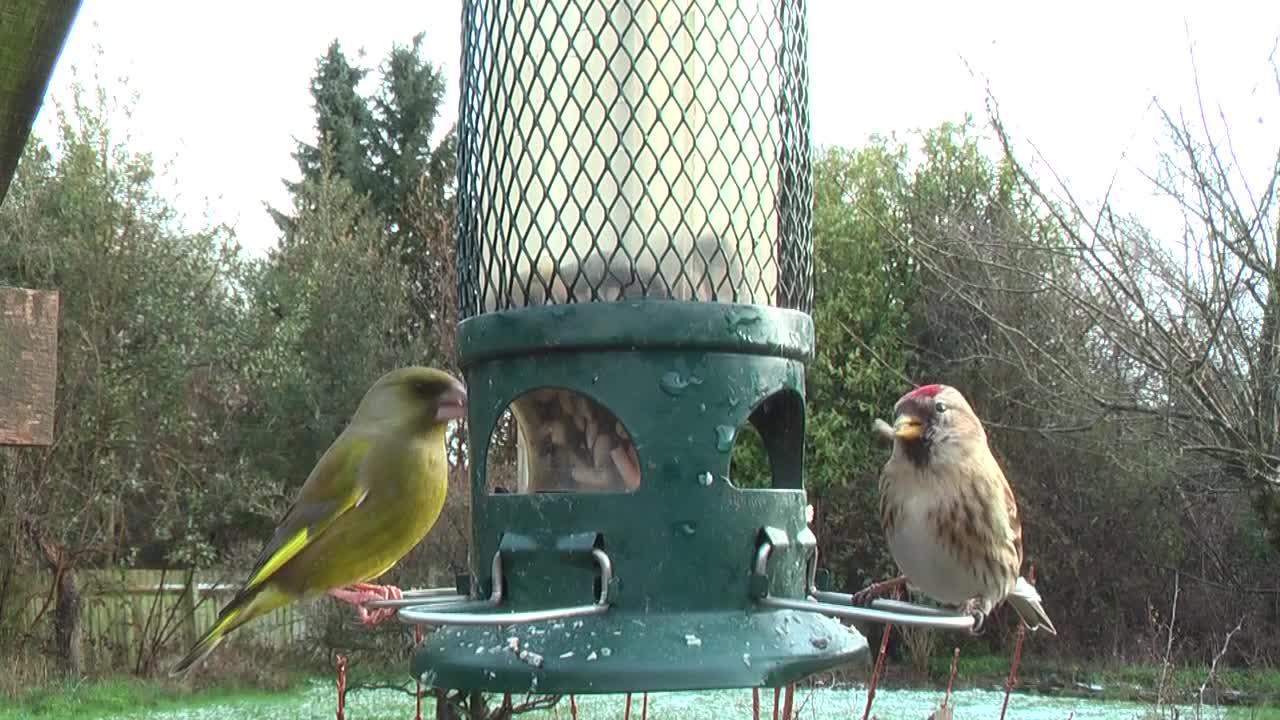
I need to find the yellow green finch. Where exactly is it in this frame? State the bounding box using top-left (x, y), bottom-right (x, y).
top-left (170, 366), bottom-right (467, 676)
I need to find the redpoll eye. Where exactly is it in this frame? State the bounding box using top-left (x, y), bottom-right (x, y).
top-left (934, 400), bottom-right (948, 413)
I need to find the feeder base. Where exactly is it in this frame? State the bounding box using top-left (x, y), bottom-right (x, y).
top-left (410, 608), bottom-right (868, 695)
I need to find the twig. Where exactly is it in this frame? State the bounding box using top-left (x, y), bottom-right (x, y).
top-left (1156, 570), bottom-right (1180, 711)
top-left (414, 624), bottom-right (424, 720)
top-left (943, 647), bottom-right (961, 707)
top-left (782, 684), bottom-right (795, 720)
top-left (345, 681), bottom-right (416, 696)
top-left (999, 566), bottom-right (1035, 720)
top-left (509, 694), bottom-right (562, 714)
top-left (793, 680), bottom-right (817, 720)
top-left (833, 318), bottom-right (915, 387)
top-left (1197, 617), bottom-right (1244, 711)
top-left (862, 587), bottom-right (899, 720)
top-left (334, 654), bottom-right (347, 720)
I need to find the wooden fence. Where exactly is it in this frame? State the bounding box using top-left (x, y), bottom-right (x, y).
top-left (3, 568), bottom-right (310, 667)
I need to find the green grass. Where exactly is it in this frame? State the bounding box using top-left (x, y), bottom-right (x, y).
top-left (922, 652), bottom-right (1280, 705)
top-left (4, 657), bottom-right (1277, 719)
top-left (0, 675), bottom-right (312, 720)
top-left (1225, 707), bottom-right (1280, 720)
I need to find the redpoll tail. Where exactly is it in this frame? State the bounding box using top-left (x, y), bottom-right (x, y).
top-left (1006, 576), bottom-right (1057, 635)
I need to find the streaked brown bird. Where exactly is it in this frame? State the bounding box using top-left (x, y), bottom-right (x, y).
top-left (857, 384), bottom-right (1056, 635)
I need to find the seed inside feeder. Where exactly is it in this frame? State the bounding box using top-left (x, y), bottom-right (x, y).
top-left (510, 388), bottom-right (642, 493)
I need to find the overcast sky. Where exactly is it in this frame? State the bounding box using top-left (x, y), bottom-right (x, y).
top-left (34, 1), bottom-right (1280, 256)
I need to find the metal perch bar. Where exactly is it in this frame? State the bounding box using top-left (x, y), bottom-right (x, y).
top-left (752, 539), bottom-right (976, 631)
top-left (812, 591), bottom-right (968, 618)
top-left (401, 588), bottom-right (467, 599)
top-left (365, 591), bottom-right (469, 610)
top-left (396, 549), bottom-right (613, 626)
top-left (757, 595), bottom-right (976, 630)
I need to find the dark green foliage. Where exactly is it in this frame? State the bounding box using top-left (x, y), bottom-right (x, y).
top-left (270, 35), bottom-right (456, 341)
top-left (270, 40), bottom-right (376, 235)
top-left (238, 166), bottom-right (432, 501)
top-left (0, 83), bottom-right (270, 571)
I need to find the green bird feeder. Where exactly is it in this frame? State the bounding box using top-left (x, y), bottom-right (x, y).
top-left (374, 0), bottom-right (976, 703)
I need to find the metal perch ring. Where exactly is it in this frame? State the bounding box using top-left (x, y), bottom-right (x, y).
top-left (752, 540), bottom-right (976, 631)
top-left (394, 548), bottom-right (613, 626)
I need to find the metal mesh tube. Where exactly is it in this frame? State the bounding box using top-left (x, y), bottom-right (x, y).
top-left (456, 0), bottom-right (812, 317)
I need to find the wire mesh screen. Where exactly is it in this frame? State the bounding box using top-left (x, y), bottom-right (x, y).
top-left (455, 0), bottom-right (812, 317)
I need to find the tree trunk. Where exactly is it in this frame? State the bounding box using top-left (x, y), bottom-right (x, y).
top-left (52, 566), bottom-right (83, 676)
top-left (21, 515), bottom-right (83, 678)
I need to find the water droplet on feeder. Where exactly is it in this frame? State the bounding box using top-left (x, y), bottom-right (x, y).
top-left (699, 402), bottom-right (707, 412)
top-left (678, 521), bottom-right (697, 535)
top-left (685, 633), bottom-right (703, 647)
top-left (660, 371), bottom-right (702, 396)
top-left (726, 307), bottom-right (762, 330)
top-left (715, 425), bottom-right (735, 451)
top-left (698, 471), bottom-right (714, 486)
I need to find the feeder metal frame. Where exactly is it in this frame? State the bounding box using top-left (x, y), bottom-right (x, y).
top-left (751, 538), bottom-right (977, 631)
top-left (395, 549), bottom-right (613, 626)
top-left (455, 0), bottom-right (813, 316)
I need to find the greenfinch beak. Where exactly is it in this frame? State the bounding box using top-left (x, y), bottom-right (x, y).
top-left (435, 380), bottom-right (469, 422)
top-left (893, 414), bottom-right (925, 441)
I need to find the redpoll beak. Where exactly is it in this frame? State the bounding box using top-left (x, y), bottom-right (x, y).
top-left (892, 414), bottom-right (925, 441)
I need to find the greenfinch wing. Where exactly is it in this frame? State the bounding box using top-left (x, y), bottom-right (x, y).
top-left (240, 432), bottom-right (373, 593)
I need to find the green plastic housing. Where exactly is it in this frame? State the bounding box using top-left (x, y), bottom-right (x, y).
top-left (410, 301), bottom-right (869, 693)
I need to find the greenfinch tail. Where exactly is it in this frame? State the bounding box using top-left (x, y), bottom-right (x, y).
top-left (169, 583), bottom-right (291, 676)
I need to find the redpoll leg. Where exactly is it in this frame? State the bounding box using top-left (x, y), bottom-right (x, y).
top-left (960, 596), bottom-right (988, 635)
top-left (851, 575), bottom-right (908, 606)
